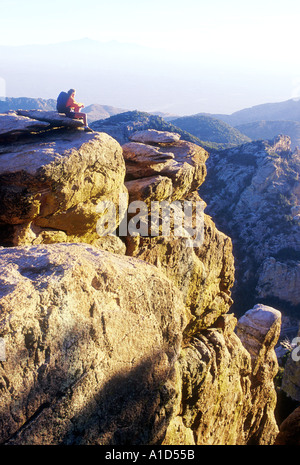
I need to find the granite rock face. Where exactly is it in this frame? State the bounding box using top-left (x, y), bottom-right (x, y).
top-left (0, 125), bottom-right (126, 249)
top-left (280, 323), bottom-right (300, 402)
top-left (126, 209), bottom-right (235, 332)
top-left (122, 131), bottom-right (232, 329)
top-left (0, 244), bottom-right (186, 445)
top-left (124, 138), bottom-right (208, 201)
top-left (122, 131), bottom-right (281, 445)
top-left (163, 305), bottom-right (281, 445)
top-left (0, 124), bottom-right (283, 445)
top-left (0, 249), bottom-right (281, 446)
top-left (236, 304), bottom-right (281, 444)
top-left (256, 258), bottom-right (300, 307)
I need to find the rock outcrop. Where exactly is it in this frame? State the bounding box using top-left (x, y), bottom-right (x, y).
top-left (236, 304), bottom-right (281, 444)
top-left (16, 110), bottom-right (85, 128)
top-left (130, 129), bottom-right (181, 145)
top-left (0, 112), bottom-right (50, 139)
top-left (122, 130), bottom-right (233, 330)
top-left (0, 116), bottom-right (283, 445)
top-left (124, 139), bottom-right (207, 200)
top-left (0, 114), bottom-right (126, 251)
top-left (0, 244), bottom-right (185, 445)
top-left (162, 304), bottom-right (281, 446)
top-left (0, 111), bottom-right (84, 143)
top-left (0, 249), bottom-right (281, 445)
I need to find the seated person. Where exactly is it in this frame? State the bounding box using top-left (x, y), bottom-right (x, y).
top-left (59, 89), bottom-right (92, 132)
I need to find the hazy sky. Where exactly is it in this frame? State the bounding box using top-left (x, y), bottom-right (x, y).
top-left (1, 0), bottom-right (300, 113)
top-left (1, 0), bottom-right (300, 55)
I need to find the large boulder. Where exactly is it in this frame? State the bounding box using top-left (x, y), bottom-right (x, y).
top-left (0, 243), bottom-right (186, 445)
top-left (130, 129), bottom-right (181, 145)
top-left (236, 304), bottom-right (282, 361)
top-left (123, 131), bottom-right (208, 201)
top-left (0, 128), bottom-right (127, 249)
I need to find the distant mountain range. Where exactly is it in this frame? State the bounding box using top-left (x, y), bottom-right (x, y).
top-left (206, 98), bottom-right (300, 126)
top-left (3, 96), bottom-right (300, 149)
top-left (169, 98), bottom-right (300, 149)
top-left (0, 97), bottom-right (57, 112)
top-left (83, 104), bottom-right (128, 123)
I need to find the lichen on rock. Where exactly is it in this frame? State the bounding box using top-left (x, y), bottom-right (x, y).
top-left (0, 243), bottom-right (186, 445)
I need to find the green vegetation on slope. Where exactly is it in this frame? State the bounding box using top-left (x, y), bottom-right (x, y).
top-left (171, 114), bottom-right (251, 148)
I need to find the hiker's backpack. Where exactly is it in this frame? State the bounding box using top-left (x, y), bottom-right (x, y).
top-left (56, 91), bottom-right (69, 113)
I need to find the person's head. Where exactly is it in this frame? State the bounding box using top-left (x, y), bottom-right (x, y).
top-left (68, 88), bottom-right (76, 97)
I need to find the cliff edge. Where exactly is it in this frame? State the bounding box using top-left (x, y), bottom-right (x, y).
top-left (0, 112), bottom-right (282, 445)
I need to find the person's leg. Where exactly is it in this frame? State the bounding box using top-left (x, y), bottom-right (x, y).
top-left (64, 110), bottom-right (92, 131)
top-left (73, 112), bottom-right (87, 126)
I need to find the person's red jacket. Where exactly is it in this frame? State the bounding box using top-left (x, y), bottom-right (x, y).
top-left (66, 95), bottom-right (83, 112)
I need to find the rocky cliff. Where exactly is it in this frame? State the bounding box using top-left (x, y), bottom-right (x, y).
top-left (199, 135), bottom-right (300, 322)
top-left (0, 111), bottom-right (283, 445)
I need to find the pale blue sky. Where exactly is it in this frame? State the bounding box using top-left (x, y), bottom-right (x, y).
top-left (2, 0), bottom-right (300, 75)
top-left (1, 0), bottom-right (300, 113)
top-left (1, 0), bottom-right (300, 54)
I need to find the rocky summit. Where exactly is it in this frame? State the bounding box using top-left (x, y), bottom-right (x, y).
top-left (0, 111), bottom-right (291, 445)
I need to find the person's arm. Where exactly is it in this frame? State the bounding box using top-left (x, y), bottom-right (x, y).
top-left (66, 96), bottom-right (84, 110)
